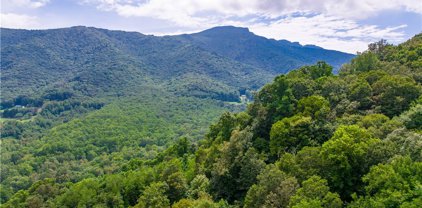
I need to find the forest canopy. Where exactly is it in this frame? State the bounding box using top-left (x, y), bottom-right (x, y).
top-left (1, 34), bottom-right (421, 207)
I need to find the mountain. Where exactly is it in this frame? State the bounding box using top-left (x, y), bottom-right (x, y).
top-left (1, 33), bottom-right (420, 207)
top-left (178, 26), bottom-right (354, 73)
top-left (1, 26), bottom-right (353, 102)
top-left (0, 26), bottom-right (355, 203)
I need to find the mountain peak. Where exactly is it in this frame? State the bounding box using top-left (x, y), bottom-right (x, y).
top-left (196, 26), bottom-right (252, 37)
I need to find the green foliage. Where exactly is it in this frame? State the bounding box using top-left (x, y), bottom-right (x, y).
top-left (270, 115), bottom-right (313, 155)
top-left (0, 95), bottom-right (233, 203)
top-left (399, 104), bottom-right (422, 131)
top-left (2, 31), bottom-right (421, 208)
top-left (320, 125), bottom-right (381, 199)
top-left (297, 61), bottom-right (334, 80)
top-left (385, 129), bottom-right (422, 161)
top-left (372, 75), bottom-right (421, 117)
top-left (135, 182), bottom-right (170, 208)
top-left (351, 52), bottom-right (380, 72)
top-left (210, 128), bottom-right (266, 202)
top-left (349, 156), bottom-right (422, 207)
top-left (348, 79), bottom-right (373, 109)
top-left (244, 165), bottom-right (299, 208)
top-left (188, 175), bottom-right (210, 199)
top-left (296, 95), bottom-right (330, 120)
top-left (289, 176), bottom-right (342, 208)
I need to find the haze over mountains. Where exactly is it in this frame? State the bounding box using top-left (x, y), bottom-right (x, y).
top-left (1, 26), bottom-right (354, 102)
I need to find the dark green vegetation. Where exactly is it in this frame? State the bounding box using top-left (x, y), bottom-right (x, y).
top-left (1, 26), bottom-right (353, 102)
top-left (1, 27), bottom-right (420, 207)
top-left (181, 26), bottom-right (353, 73)
top-left (0, 25), bottom-right (353, 204)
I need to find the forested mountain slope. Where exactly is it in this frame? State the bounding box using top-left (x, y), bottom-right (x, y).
top-left (180, 26), bottom-right (354, 73)
top-left (2, 33), bottom-right (420, 208)
top-left (0, 26), bottom-right (353, 204)
top-left (0, 27), bottom-right (257, 102)
top-left (1, 26), bottom-right (353, 101)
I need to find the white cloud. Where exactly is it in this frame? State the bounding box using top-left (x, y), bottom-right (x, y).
top-left (82, 0), bottom-right (422, 23)
top-left (2, 0), bottom-right (50, 10)
top-left (0, 13), bottom-right (39, 28)
top-left (249, 14), bottom-right (408, 53)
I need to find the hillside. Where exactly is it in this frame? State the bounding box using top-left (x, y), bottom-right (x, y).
top-left (1, 31), bottom-right (421, 207)
top-left (0, 25), bottom-right (353, 205)
top-left (180, 26), bottom-right (354, 73)
top-left (1, 26), bottom-right (353, 101)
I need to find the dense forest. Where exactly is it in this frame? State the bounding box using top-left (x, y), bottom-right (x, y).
top-left (1, 32), bottom-right (421, 207)
top-left (0, 26), bottom-right (353, 102)
top-left (0, 26), bottom-right (353, 206)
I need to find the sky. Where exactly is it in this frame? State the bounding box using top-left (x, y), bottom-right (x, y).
top-left (1, 0), bottom-right (421, 53)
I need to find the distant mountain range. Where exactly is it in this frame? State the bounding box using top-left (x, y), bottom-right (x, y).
top-left (1, 26), bottom-right (354, 101)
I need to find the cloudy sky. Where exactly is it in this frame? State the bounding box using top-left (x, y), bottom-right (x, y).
top-left (1, 0), bottom-right (421, 53)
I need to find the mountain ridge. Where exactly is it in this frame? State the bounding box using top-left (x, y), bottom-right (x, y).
top-left (1, 25), bottom-right (354, 102)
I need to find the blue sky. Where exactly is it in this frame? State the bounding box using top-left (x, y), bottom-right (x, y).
top-left (1, 0), bottom-right (421, 53)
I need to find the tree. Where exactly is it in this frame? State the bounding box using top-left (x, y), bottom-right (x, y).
top-left (289, 176), bottom-right (342, 208)
top-left (385, 129), bottom-right (422, 161)
top-left (349, 156), bottom-right (422, 207)
top-left (358, 114), bottom-right (391, 138)
top-left (278, 147), bottom-right (323, 182)
top-left (289, 78), bottom-right (316, 100)
top-left (350, 52), bottom-right (380, 72)
top-left (294, 61), bottom-right (333, 80)
top-left (399, 104), bottom-right (422, 131)
top-left (135, 182), bottom-right (170, 208)
top-left (173, 196), bottom-right (229, 208)
top-left (316, 76), bottom-right (348, 107)
top-left (372, 75), bottom-right (421, 117)
top-left (244, 164), bottom-right (299, 208)
top-left (207, 112), bottom-right (237, 144)
top-left (210, 128), bottom-right (265, 202)
top-left (270, 115), bottom-right (313, 155)
top-left (296, 95), bottom-right (330, 120)
top-left (348, 79), bottom-right (373, 110)
top-left (368, 39), bottom-right (391, 60)
top-left (255, 75), bottom-right (295, 121)
top-left (58, 178), bottom-right (100, 207)
top-left (319, 125), bottom-right (381, 200)
top-left (166, 172), bottom-right (188, 203)
top-left (188, 174), bottom-right (210, 199)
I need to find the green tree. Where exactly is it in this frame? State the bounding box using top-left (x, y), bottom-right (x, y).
top-left (270, 115), bottom-right (313, 155)
top-left (294, 61), bottom-right (333, 80)
top-left (372, 75), bottom-right (421, 117)
top-left (188, 174), bottom-right (210, 199)
top-left (135, 182), bottom-right (170, 208)
top-left (290, 176), bottom-right (342, 208)
top-left (348, 79), bottom-right (373, 110)
top-left (385, 129), bottom-right (422, 161)
top-left (58, 178), bottom-right (100, 207)
top-left (211, 128), bottom-right (266, 202)
top-left (316, 76), bottom-right (348, 107)
top-left (350, 52), bottom-right (380, 72)
top-left (289, 78), bottom-right (316, 100)
top-left (349, 156), bottom-right (422, 207)
top-left (320, 125), bottom-right (381, 200)
top-left (256, 75), bottom-right (296, 120)
top-left (278, 147), bottom-right (323, 182)
top-left (399, 104), bottom-right (422, 131)
top-left (296, 95), bottom-right (330, 120)
top-left (244, 165), bottom-right (298, 208)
